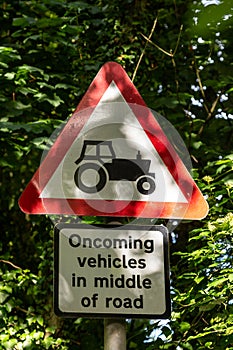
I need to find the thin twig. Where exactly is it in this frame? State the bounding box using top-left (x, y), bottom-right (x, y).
top-left (140, 24), bottom-right (183, 59)
top-left (198, 93), bottom-right (221, 135)
top-left (172, 24), bottom-right (183, 56)
top-left (195, 67), bottom-right (209, 114)
top-left (0, 259), bottom-right (22, 270)
top-left (132, 18), bottom-right (158, 82)
top-left (140, 33), bottom-right (173, 57)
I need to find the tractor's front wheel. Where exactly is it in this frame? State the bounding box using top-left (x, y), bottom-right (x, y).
top-left (74, 162), bottom-right (107, 193)
top-left (136, 176), bottom-right (155, 195)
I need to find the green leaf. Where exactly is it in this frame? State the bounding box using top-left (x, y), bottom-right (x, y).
top-left (4, 72), bottom-right (15, 80)
top-left (34, 92), bottom-right (64, 107)
top-left (13, 17), bottom-right (36, 27)
top-left (209, 277), bottom-right (229, 288)
top-left (180, 322), bottom-right (191, 333)
top-left (199, 298), bottom-right (225, 311)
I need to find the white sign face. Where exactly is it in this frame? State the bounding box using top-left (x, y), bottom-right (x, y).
top-left (54, 224), bottom-right (170, 319)
top-left (40, 83), bottom-right (188, 205)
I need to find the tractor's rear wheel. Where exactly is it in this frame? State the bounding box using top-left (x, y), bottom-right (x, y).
top-left (74, 162), bottom-right (107, 193)
top-left (137, 176), bottom-right (155, 195)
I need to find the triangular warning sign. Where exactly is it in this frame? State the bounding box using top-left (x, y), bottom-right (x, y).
top-left (18, 62), bottom-right (208, 219)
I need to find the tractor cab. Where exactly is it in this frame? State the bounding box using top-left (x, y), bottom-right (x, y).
top-left (75, 140), bottom-right (116, 165)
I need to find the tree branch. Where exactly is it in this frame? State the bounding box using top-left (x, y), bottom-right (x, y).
top-left (132, 18), bottom-right (158, 82)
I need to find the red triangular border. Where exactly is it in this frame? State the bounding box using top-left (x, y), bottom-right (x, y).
top-left (18, 62), bottom-right (208, 219)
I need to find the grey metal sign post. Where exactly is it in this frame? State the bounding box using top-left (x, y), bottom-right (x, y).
top-left (104, 319), bottom-right (126, 350)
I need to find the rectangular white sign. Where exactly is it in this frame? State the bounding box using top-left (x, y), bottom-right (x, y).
top-left (54, 224), bottom-right (170, 318)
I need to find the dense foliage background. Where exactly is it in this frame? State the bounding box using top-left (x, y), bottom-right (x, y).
top-left (0, 0), bottom-right (232, 349)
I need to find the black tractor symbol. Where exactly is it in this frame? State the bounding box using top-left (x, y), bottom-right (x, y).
top-left (74, 140), bottom-right (156, 195)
